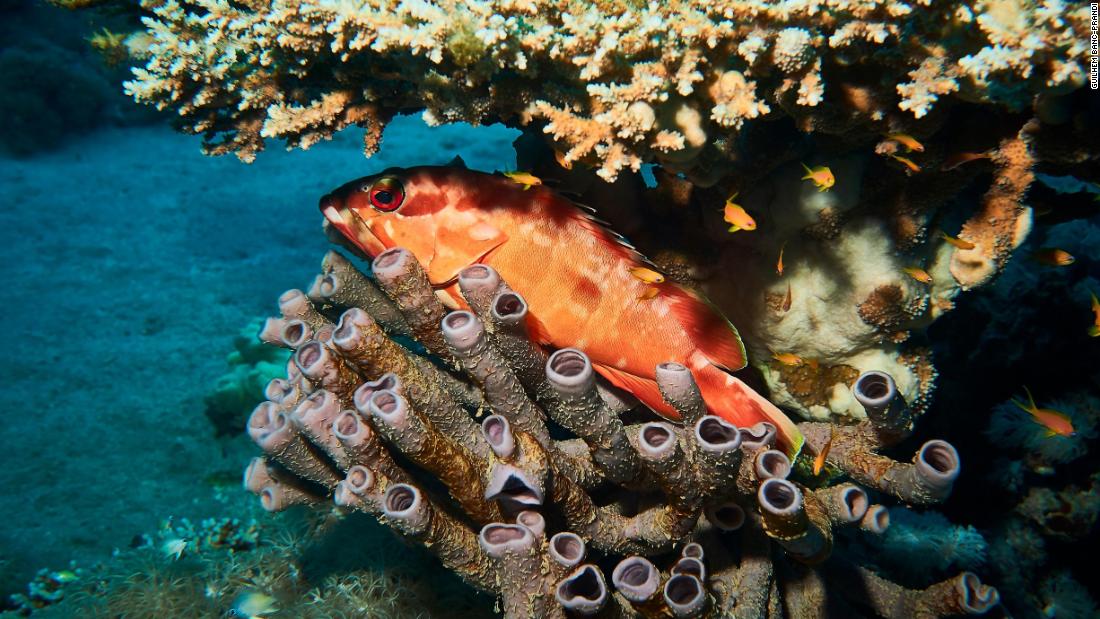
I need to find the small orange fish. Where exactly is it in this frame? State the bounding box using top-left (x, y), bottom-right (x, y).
top-left (940, 231), bottom-right (976, 250)
top-left (801, 163), bottom-right (835, 192)
top-left (1031, 248), bottom-right (1075, 266)
top-left (320, 165), bottom-right (804, 454)
top-left (723, 192), bottom-right (757, 232)
top-left (941, 151), bottom-right (990, 172)
top-left (1088, 291), bottom-right (1099, 337)
top-left (554, 150), bottom-right (573, 170)
top-left (502, 171), bottom-right (542, 190)
top-left (776, 243), bottom-right (786, 276)
top-left (884, 133), bottom-right (924, 153)
top-left (889, 154), bottom-right (921, 175)
top-left (903, 267), bottom-right (933, 284)
top-left (813, 427), bottom-right (835, 476)
top-left (772, 351), bottom-right (803, 366)
top-left (638, 287), bottom-right (659, 301)
top-left (781, 282), bottom-right (792, 312)
top-left (629, 266), bottom-right (665, 284)
top-left (1011, 387), bottom-right (1075, 438)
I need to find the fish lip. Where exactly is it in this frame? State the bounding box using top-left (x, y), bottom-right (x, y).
top-left (321, 204), bottom-right (385, 258)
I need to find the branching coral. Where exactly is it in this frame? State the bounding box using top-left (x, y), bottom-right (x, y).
top-left (239, 246), bottom-right (1000, 617)
top-left (119, 0), bottom-right (1090, 180)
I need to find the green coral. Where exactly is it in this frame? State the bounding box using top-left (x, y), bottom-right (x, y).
top-left (203, 318), bottom-right (290, 437)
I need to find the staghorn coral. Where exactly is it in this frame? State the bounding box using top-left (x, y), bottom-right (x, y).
top-left (239, 246), bottom-right (1001, 617)
top-left (119, 0), bottom-right (1090, 180)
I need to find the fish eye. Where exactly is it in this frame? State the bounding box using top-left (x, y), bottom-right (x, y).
top-left (368, 176), bottom-right (404, 212)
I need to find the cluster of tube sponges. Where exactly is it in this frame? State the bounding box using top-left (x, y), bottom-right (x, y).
top-left (243, 247), bottom-right (999, 617)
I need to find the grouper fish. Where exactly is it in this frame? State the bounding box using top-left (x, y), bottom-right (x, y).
top-left (320, 164), bottom-right (803, 455)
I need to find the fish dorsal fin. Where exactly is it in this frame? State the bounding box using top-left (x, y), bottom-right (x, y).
top-left (565, 202), bottom-right (660, 272)
top-left (1023, 385), bottom-right (1038, 411)
top-left (446, 155), bottom-right (467, 169)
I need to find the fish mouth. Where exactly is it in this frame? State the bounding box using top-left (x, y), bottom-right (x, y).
top-left (321, 201), bottom-right (387, 258)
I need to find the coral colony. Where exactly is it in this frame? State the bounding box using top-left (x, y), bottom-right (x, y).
top-left (246, 249), bottom-right (997, 617)
top-left (114, 0), bottom-right (1092, 426)
top-left (73, 0), bottom-right (1092, 616)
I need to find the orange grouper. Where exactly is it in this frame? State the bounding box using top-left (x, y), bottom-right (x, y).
top-left (320, 164), bottom-right (803, 455)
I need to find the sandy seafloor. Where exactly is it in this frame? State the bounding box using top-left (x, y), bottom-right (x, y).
top-left (0, 117), bottom-right (519, 589)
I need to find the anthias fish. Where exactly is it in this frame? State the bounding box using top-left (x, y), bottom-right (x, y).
top-left (1012, 387), bottom-right (1075, 438)
top-left (883, 133), bottom-right (924, 153)
top-left (801, 163), bottom-right (835, 192)
top-left (722, 192), bottom-right (757, 232)
top-left (321, 165), bottom-right (803, 454)
top-left (1031, 248), bottom-right (1075, 266)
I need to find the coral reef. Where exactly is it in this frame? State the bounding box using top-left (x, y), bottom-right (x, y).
top-left (978, 388), bottom-right (1100, 618)
top-left (241, 246), bottom-right (1000, 617)
top-left (119, 0), bottom-right (1089, 182)
top-left (84, 0), bottom-right (1097, 428)
top-left (981, 391), bottom-right (1100, 619)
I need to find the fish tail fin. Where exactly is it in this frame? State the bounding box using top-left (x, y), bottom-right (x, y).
top-left (664, 286), bottom-right (747, 372)
top-left (693, 364), bottom-right (804, 460)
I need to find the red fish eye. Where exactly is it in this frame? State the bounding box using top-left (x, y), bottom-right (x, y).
top-left (368, 177), bottom-right (404, 212)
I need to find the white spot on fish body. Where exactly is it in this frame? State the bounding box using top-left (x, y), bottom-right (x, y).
top-left (615, 357), bottom-right (627, 369)
top-left (689, 351), bottom-right (709, 370)
top-left (531, 231), bottom-right (552, 247)
top-left (468, 222), bottom-right (500, 241)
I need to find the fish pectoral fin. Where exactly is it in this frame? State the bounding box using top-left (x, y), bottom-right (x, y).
top-left (426, 220), bottom-right (508, 287)
top-left (523, 310), bottom-right (553, 347)
top-left (592, 363), bottom-right (679, 420)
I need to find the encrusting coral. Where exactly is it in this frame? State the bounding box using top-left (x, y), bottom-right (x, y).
top-left (241, 246), bottom-right (1001, 617)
